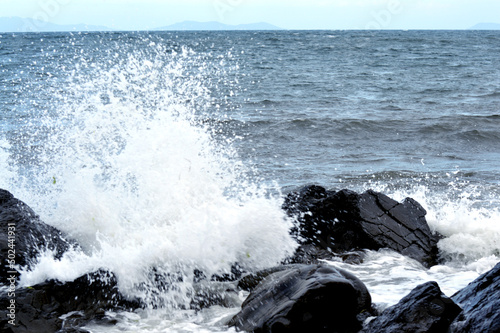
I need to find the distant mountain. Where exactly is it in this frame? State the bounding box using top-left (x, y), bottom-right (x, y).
top-left (0, 17), bottom-right (282, 33)
top-left (469, 23), bottom-right (500, 30)
top-left (0, 17), bottom-right (111, 32)
top-left (156, 21), bottom-right (283, 31)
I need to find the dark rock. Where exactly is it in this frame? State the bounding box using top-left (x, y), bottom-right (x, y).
top-left (229, 264), bottom-right (372, 333)
top-left (190, 281), bottom-right (241, 311)
top-left (0, 189), bottom-right (142, 332)
top-left (339, 251), bottom-right (366, 265)
top-left (237, 265), bottom-right (301, 292)
top-left (57, 328), bottom-right (92, 333)
top-left (362, 281), bottom-right (461, 333)
top-left (284, 244), bottom-right (366, 265)
top-left (283, 243), bottom-right (337, 265)
top-left (450, 261), bottom-right (500, 332)
top-left (0, 188), bottom-right (75, 279)
top-left (57, 311), bottom-right (93, 333)
top-left (211, 263), bottom-right (244, 282)
top-left (283, 185), bottom-right (439, 267)
top-left (0, 269), bottom-right (141, 332)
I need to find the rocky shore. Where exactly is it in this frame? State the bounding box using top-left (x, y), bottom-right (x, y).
top-left (1, 186), bottom-right (499, 332)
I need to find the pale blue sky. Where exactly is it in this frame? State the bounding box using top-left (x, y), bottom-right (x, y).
top-left (1, 0), bottom-right (499, 30)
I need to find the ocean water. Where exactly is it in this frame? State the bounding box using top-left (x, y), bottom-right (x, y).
top-left (1, 30), bottom-right (500, 332)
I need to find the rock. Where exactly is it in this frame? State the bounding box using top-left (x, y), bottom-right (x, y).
top-left (190, 281), bottom-right (241, 311)
top-left (283, 185), bottom-right (439, 267)
top-left (0, 270), bottom-right (141, 332)
top-left (283, 243), bottom-right (337, 265)
top-left (450, 261), bottom-right (500, 332)
top-left (0, 189), bottom-right (141, 331)
top-left (229, 264), bottom-right (372, 333)
top-left (362, 281), bottom-right (461, 333)
top-left (237, 265), bottom-right (301, 292)
top-left (0, 189), bottom-right (74, 279)
top-left (285, 244), bottom-right (366, 265)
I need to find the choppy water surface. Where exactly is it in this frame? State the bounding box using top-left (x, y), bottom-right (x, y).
top-left (1, 30), bottom-right (499, 332)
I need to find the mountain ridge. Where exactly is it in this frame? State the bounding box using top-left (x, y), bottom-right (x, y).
top-left (469, 22), bottom-right (500, 30)
top-left (0, 17), bottom-right (282, 32)
top-left (155, 21), bottom-right (283, 31)
top-left (2, 17), bottom-right (498, 32)
top-left (0, 17), bottom-right (111, 32)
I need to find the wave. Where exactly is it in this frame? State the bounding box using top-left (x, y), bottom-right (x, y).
top-left (3, 35), bottom-right (297, 308)
top-left (474, 91), bottom-right (500, 98)
top-left (336, 173), bottom-right (500, 265)
top-left (236, 113), bottom-right (498, 133)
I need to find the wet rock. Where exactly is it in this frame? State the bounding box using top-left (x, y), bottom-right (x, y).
top-left (237, 265), bottom-right (302, 292)
top-left (0, 270), bottom-right (141, 332)
top-left (362, 281), bottom-right (461, 333)
top-left (283, 185), bottom-right (439, 267)
top-left (211, 263), bottom-right (244, 282)
top-left (284, 243), bottom-right (366, 265)
top-left (0, 189), bottom-right (74, 279)
top-left (229, 264), bottom-right (372, 333)
top-left (190, 281), bottom-right (241, 311)
top-left (450, 261), bottom-right (500, 333)
top-left (283, 243), bottom-right (337, 264)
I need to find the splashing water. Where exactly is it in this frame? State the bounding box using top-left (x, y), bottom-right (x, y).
top-left (7, 38), bottom-right (297, 308)
top-left (2, 33), bottom-right (499, 330)
top-left (350, 176), bottom-right (500, 265)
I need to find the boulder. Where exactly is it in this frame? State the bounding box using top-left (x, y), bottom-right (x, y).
top-left (0, 269), bottom-right (140, 332)
top-left (237, 265), bottom-right (304, 292)
top-left (283, 185), bottom-right (439, 267)
top-left (362, 281), bottom-right (461, 333)
top-left (285, 243), bottom-right (366, 265)
top-left (0, 189), bottom-right (74, 279)
top-left (229, 264), bottom-right (372, 332)
top-left (450, 261), bottom-right (500, 332)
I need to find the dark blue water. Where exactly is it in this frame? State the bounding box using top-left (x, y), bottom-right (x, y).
top-left (0, 31), bottom-right (500, 186)
top-left (230, 31), bottom-right (500, 191)
top-left (1, 30), bottom-right (500, 332)
top-left (4, 31), bottom-right (499, 191)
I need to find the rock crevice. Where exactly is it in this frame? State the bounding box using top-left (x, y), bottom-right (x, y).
top-left (283, 185), bottom-right (440, 267)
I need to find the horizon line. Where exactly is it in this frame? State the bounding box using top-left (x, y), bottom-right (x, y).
top-left (1, 17), bottom-right (499, 33)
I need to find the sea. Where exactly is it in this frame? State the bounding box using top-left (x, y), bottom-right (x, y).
top-left (1, 30), bottom-right (499, 332)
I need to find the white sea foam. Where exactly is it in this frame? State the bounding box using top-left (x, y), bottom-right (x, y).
top-left (2, 31), bottom-right (499, 333)
top-left (334, 181), bottom-right (500, 311)
top-left (329, 249), bottom-right (498, 311)
top-left (0, 139), bottom-right (13, 189)
top-left (354, 179), bottom-right (500, 265)
top-left (9, 43), bottom-right (297, 307)
top-left (385, 184), bottom-right (500, 264)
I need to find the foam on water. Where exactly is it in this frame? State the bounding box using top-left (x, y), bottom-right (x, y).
top-left (2, 33), bottom-right (500, 331)
top-left (377, 183), bottom-right (500, 264)
top-left (338, 179), bottom-right (500, 311)
top-left (0, 139), bottom-right (13, 189)
top-left (5, 40), bottom-right (297, 307)
top-left (329, 249), bottom-right (497, 312)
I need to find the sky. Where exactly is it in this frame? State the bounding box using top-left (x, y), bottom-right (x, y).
top-left (1, 0), bottom-right (499, 30)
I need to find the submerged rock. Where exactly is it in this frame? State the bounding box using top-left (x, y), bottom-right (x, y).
top-left (0, 189), bottom-right (74, 280)
top-left (283, 185), bottom-right (439, 267)
top-left (229, 264), bottom-right (372, 333)
top-left (362, 281), bottom-right (461, 333)
top-left (450, 261), bottom-right (500, 332)
top-left (0, 270), bottom-right (140, 332)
